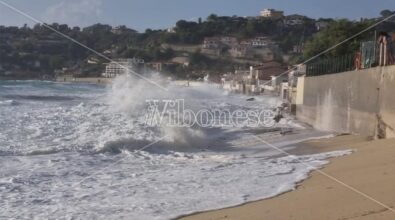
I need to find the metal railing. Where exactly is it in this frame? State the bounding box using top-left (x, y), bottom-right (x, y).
top-left (306, 54), bottom-right (354, 76)
top-left (306, 41), bottom-right (395, 77)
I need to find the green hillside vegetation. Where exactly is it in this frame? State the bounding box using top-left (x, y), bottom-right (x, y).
top-left (0, 10), bottom-right (394, 79)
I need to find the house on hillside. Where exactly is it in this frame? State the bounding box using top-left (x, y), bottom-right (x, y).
top-left (240, 40), bottom-right (252, 47)
top-left (284, 14), bottom-right (306, 26)
top-left (229, 44), bottom-right (251, 58)
top-left (203, 36), bottom-right (238, 48)
top-left (250, 36), bottom-right (271, 47)
top-left (220, 36), bottom-right (238, 47)
top-left (202, 37), bottom-right (221, 49)
top-left (111, 26), bottom-right (137, 35)
top-left (260, 9), bottom-right (284, 19)
top-left (202, 37), bottom-right (233, 55)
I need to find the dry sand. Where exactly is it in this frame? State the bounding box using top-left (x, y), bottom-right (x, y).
top-left (179, 135), bottom-right (395, 220)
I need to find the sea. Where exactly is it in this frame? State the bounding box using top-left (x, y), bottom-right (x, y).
top-left (0, 75), bottom-right (350, 219)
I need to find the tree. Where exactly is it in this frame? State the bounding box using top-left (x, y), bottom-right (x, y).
top-left (207, 14), bottom-right (218, 22)
top-left (303, 19), bottom-right (374, 59)
top-left (380, 10), bottom-right (394, 18)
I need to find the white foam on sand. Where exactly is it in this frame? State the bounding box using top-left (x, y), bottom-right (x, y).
top-left (0, 148), bottom-right (352, 220)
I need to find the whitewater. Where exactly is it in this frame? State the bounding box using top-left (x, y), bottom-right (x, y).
top-left (0, 76), bottom-right (350, 219)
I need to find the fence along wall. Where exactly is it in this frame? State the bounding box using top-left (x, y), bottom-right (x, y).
top-left (296, 65), bottom-right (395, 138)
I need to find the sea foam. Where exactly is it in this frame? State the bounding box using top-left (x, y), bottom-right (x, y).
top-left (0, 78), bottom-right (349, 219)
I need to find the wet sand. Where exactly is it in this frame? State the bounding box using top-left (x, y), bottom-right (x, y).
top-left (179, 135), bottom-right (395, 220)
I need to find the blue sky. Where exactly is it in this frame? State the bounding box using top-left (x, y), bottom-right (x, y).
top-left (0, 0), bottom-right (394, 32)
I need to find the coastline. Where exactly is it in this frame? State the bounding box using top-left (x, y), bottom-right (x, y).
top-left (0, 76), bottom-right (113, 85)
top-left (55, 76), bottom-right (113, 85)
top-left (2, 76), bottom-right (212, 87)
top-left (179, 135), bottom-right (395, 220)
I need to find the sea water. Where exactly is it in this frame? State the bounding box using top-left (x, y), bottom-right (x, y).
top-left (0, 76), bottom-right (350, 219)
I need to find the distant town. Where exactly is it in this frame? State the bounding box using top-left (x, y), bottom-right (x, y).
top-left (1, 8), bottom-right (394, 85)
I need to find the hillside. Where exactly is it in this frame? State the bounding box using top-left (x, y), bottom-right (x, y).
top-left (1, 10), bottom-right (394, 79)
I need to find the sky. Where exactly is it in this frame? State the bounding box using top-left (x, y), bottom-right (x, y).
top-left (0, 0), bottom-right (394, 32)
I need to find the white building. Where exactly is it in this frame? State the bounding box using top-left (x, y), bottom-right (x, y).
top-left (102, 58), bottom-right (140, 78)
top-left (280, 82), bottom-right (289, 100)
top-left (260, 9), bottom-right (284, 19)
top-left (250, 36), bottom-right (271, 47)
top-left (167, 27), bottom-right (176, 33)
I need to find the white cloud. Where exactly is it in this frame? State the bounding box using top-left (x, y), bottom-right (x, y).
top-left (42, 0), bottom-right (102, 27)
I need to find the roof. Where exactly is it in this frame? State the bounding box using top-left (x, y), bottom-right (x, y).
top-left (252, 63), bottom-right (287, 80)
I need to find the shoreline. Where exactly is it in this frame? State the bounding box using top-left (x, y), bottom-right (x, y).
top-left (178, 135), bottom-right (395, 220)
top-left (0, 77), bottom-right (113, 85)
top-left (55, 76), bottom-right (113, 85)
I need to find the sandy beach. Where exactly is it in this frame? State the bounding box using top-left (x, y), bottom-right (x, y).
top-left (180, 135), bottom-right (395, 220)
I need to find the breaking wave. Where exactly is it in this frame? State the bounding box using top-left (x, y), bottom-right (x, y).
top-left (0, 77), bottom-right (351, 220)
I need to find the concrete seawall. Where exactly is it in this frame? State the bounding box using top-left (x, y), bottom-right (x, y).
top-left (297, 65), bottom-right (395, 138)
